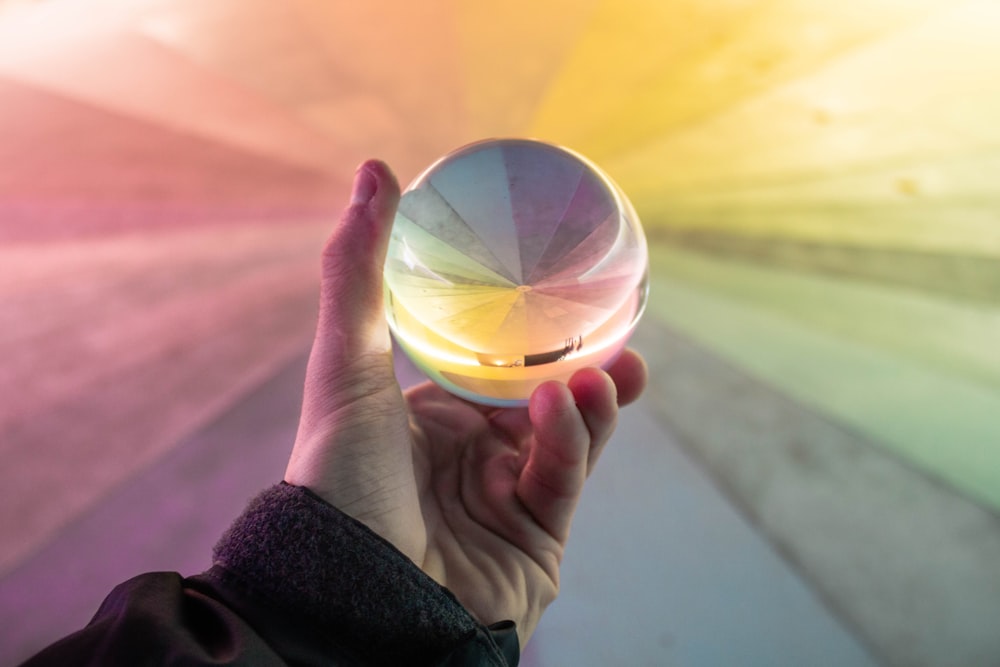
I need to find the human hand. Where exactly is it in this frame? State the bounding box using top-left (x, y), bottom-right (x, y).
top-left (284, 160), bottom-right (648, 643)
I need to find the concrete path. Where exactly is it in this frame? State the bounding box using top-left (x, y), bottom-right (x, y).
top-left (0, 344), bottom-right (875, 666)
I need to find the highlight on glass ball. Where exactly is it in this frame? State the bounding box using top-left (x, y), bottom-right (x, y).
top-left (384, 138), bottom-right (649, 406)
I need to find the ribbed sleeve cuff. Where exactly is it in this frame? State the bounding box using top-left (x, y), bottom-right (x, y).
top-left (205, 483), bottom-right (516, 666)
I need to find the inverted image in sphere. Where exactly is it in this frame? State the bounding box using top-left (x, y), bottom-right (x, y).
top-left (384, 138), bottom-right (648, 406)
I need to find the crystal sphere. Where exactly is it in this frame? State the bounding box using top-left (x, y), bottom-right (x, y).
top-left (384, 138), bottom-right (648, 406)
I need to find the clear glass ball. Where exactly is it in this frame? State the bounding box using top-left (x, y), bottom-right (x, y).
top-left (384, 138), bottom-right (648, 406)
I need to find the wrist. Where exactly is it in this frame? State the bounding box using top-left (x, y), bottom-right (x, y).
top-left (207, 483), bottom-right (515, 665)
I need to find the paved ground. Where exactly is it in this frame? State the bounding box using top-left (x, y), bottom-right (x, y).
top-left (0, 332), bottom-right (878, 666)
top-left (0, 222), bottom-right (329, 575)
top-left (2, 223), bottom-right (997, 665)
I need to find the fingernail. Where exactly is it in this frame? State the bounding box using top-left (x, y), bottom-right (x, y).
top-left (351, 164), bottom-right (377, 205)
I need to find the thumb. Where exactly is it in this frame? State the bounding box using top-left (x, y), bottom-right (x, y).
top-left (317, 159), bottom-right (401, 361)
top-left (287, 162), bottom-right (423, 549)
top-left (288, 159), bottom-right (413, 510)
top-left (298, 159), bottom-right (403, 432)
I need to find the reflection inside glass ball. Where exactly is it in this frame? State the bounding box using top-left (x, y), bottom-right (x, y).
top-left (384, 138), bottom-right (648, 406)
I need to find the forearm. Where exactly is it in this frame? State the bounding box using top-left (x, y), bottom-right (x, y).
top-left (203, 483), bottom-right (518, 665)
top-left (21, 484), bottom-right (518, 667)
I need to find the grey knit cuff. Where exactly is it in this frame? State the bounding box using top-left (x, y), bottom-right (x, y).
top-left (211, 483), bottom-right (495, 665)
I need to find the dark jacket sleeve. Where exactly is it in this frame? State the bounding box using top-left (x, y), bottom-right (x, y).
top-left (21, 483), bottom-right (519, 667)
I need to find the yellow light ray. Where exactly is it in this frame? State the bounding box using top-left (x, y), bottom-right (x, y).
top-left (453, 0), bottom-right (600, 139)
top-left (529, 0), bottom-right (949, 160)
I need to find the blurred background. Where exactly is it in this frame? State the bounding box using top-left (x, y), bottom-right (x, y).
top-left (1, 0), bottom-right (999, 665)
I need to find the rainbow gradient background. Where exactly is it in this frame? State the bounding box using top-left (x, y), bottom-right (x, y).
top-left (1, 1), bottom-right (998, 665)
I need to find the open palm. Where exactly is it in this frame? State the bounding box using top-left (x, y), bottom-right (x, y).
top-left (407, 351), bottom-right (644, 641)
